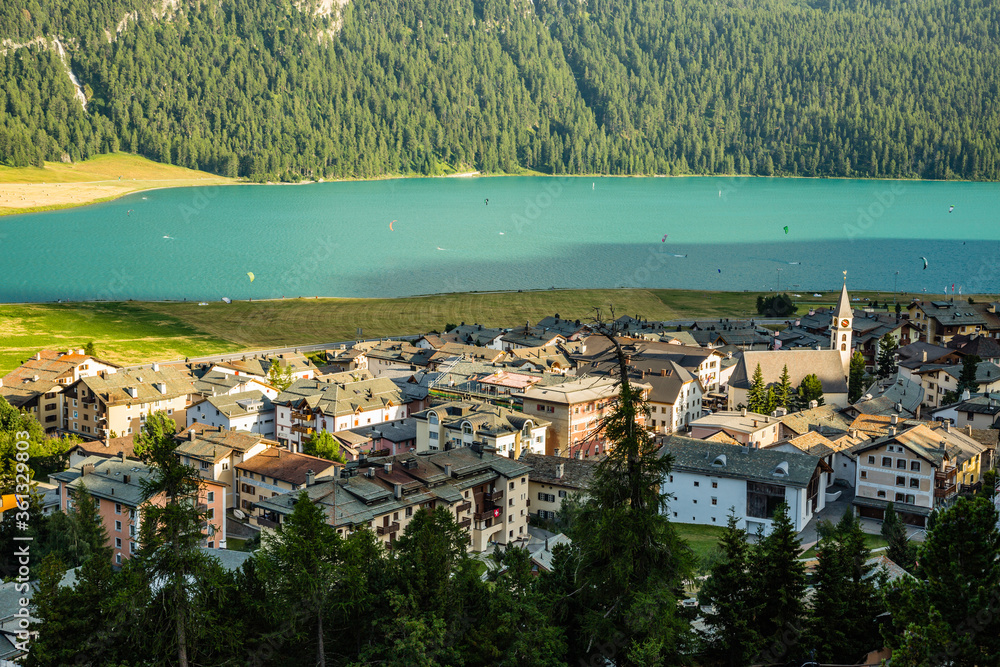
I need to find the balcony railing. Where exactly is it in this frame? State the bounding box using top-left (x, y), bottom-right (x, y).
top-left (474, 506), bottom-right (501, 522)
top-left (256, 516), bottom-right (279, 529)
top-left (458, 517), bottom-right (471, 528)
top-left (935, 484), bottom-right (957, 498)
top-left (456, 501), bottom-right (472, 514)
top-left (291, 424), bottom-right (313, 435)
top-left (376, 521), bottom-right (400, 536)
top-left (484, 490), bottom-right (503, 502)
top-left (290, 411), bottom-right (312, 422)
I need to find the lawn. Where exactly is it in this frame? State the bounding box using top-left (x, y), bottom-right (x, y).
top-left (673, 522), bottom-right (727, 566)
top-left (0, 302), bottom-right (241, 372)
top-left (0, 152), bottom-right (234, 216)
top-left (5, 287), bottom-right (999, 374)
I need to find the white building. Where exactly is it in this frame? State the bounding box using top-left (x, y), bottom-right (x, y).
top-left (413, 401), bottom-right (549, 457)
top-left (187, 390), bottom-right (276, 438)
top-left (659, 435), bottom-right (831, 535)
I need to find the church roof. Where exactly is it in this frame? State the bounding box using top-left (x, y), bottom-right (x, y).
top-left (730, 350), bottom-right (848, 394)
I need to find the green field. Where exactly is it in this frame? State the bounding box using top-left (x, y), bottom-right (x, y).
top-left (673, 523), bottom-right (726, 566)
top-left (2, 288), bottom-right (996, 374)
top-left (800, 533), bottom-right (888, 559)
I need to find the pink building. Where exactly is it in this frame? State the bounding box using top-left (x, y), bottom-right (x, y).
top-left (52, 452), bottom-right (227, 565)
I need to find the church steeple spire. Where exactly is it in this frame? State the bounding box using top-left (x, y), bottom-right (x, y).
top-left (831, 273), bottom-right (853, 377)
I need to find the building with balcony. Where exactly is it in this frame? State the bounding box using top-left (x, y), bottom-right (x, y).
top-left (412, 401), bottom-right (549, 458)
top-left (174, 424), bottom-right (278, 508)
top-left (520, 375), bottom-right (650, 459)
top-left (912, 361), bottom-right (1000, 409)
top-left (253, 446), bottom-right (532, 552)
top-left (273, 375), bottom-right (408, 451)
top-left (187, 390), bottom-right (276, 437)
top-left (851, 422), bottom-right (990, 526)
top-left (210, 352), bottom-right (317, 382)
top-left (659, 434), bottom-right (832, 535)
top-left (51, 452), bottom-right (227, 564)
top-left (0, 349), bottom-right (120, 433)
top-left (236, 447), bottom-right (340, 516)
top-left (906, 300), bottom-right (1000, 345)
top-left (62, 365), bottom-right (196, 439)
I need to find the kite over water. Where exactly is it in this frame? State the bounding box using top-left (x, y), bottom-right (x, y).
top-left (389, 220), bottom-right (395, 231)
top-left (661, 234), bottom-right (668, 242)
top-left (783, 226), bottom-right (789, 234)
top-left (247, 272), bottom-right (255, 282)
top-left (921, 257), bottom-right (928, 270)
top-left (949, 205), bottom-right (955, 213)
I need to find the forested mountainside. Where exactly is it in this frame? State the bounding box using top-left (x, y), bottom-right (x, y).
top-left (2, 0), bottom-right (999, 181)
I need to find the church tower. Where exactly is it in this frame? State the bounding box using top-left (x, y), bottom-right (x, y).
top-left (830, 273), bottom-right (853, 376)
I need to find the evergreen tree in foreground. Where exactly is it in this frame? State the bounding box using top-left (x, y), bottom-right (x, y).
top-left (554, 327), bottom-right (694, 665)
top-left (876, 333), bottom-right (899, 381)
top-left (848, 350), bottom-right (868, 404)
top-left (775, 364), bottom-right (793, 410)
top-left (754, 504), bottom-right (807, 663)
top-left (699, 512), bottom-right (763, 666)
top-left (747, 363), bottom-right (766, 413)
top-left (880, 502), bottom-right (915, 573)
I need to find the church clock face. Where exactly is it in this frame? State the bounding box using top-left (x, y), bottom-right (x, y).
top-left (841, 319), bottom-right (850, 327)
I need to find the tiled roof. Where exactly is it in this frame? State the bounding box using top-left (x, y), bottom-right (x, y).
top-left (349, 418), bottom-right (418, 444)
top-left (957, 335), bottom-right (1000, 359)
top-left (779, 404), bottom-right (854, 436)
top-left (235, 448), bottom-right (339, 485)
top-left (781, 431), bottom-right (837, 458)
top-left (51, 455), bottom-right (154, 507)
top-left (0, 350), bottom-right (118, 406)
top-left (201, 390), bottom-right (273, 419)
top-left (690, 410), bottom-right (776, 434)
top-left (853, 375), bottom-right (924, 416)
top-left (521, 375), bottom-right (642, 404)
top-left (519, 452), bottom-right (598, 490)
top-left (896, 342), bottom-right (955, 369)
top-left (659, 434), bottom-right (822, 488)
top-left (273, 376), bottom-right (404, 416)
top-left (68, 434), bottom-right (136, 459)
top-left (79, 367), bottom-right (195, 406)
top-left (175, 424), bottom-right (276, 462)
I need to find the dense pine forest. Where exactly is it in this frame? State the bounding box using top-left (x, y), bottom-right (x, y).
top-left (2, 0), bottom-right (999, 181)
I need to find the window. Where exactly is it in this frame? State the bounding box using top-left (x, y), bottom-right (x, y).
top-left (910, 461), bottom-right (921, 472)
top-left (746, 481), bottom-right (786, 520)
top-left (521, 477), bottom-right (526, 485)
top-left (882, 457), bottom-right (892, 467)
top-left (509, 481), bottom-right (515, 490)
top-left (712, 481), bottom-right (718, 489)
top-left (897, 459), bottom-right (907, 469)
top-left (693, 499), bottom-right (698, 504)
top-left (115, 521), bottom-right (122, 531)
top-left (201, 461), bottom-right (210, 470)
top-left (538, 492), bottom-right (556, 502)
top-left (861, 470), bottom-right (868, 479)
top-left (115, 503), bottom-right (122, 515)
top-left (558, 490), bottom-right (567, 498)
top-left (406, 507), bottom-right (413, 517)
top-left (896, 476), bottom-right (906, 487)
top-left (694, 481), bottom-right (700, 487)
top-left (910, 478), bottom-right (920, 488)
top-left (429, 431), bottom-right (439, 440)
top-left (116, 553), bottom-right (122, 565)
top-left (896, 493), bottom-right (905, 501)
top-left (129, 541), bottom-right (136, 553)
top-left (905, 494), bottom-right (915, 504)
top-left (877, 490), bottom-right (886, 498)
top-left (711, 498), bottom-right (718, 505)
top-left (115, 538), bottom-right (122, 548)
top-left (669, 475), bottom-right (673, 483)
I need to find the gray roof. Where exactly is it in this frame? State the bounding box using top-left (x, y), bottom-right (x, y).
top-left (915, 361), bottom-right (1000, 384)
top-left (948, 393), bottom-right (1000, 416)
top-left (51, 455), bottom-right (154, 506)
top-left (730, 350), bottom-right (848, 394)
top-left (273, 376), bottom-right (404, 416)
top-left (854, 374), bottom-right (924, 417)
top-left (529, 533), bottom-right (573, 572)
top-left (349, 418), bottom-right (418, 444)
top-left (896, 342), bottom-right (954, 370)
top-left (659, 434), bottom-right (823, 488)
top-left (779, 404), bottom-right (855, 437)
top-left (201, 390), bottom-right (273, 419)
top-left (199, 547), bottom-right (253, 572)
top-left (519, 452), bottom-right (598, 490)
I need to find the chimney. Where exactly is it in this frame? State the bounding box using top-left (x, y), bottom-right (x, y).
top-left (384, 462), bottom-right (393, 474)
top-left (444, 463), bottom-right (453, 477)
top-left (849, 428), bottom-right (858, 439)
top-left (922, 350), bottom-right (928, 362)
top-left (33, 352), bottom-right (41, 360)
top-left (741, 407), bottom-right (747, 417)
top-left (660, 368), bottom-right (667, 377)
top-left (889, 426), bottom-right (897, 436)
top-left (556, 463), bottom-right (565, 479)
top-left (32, 374), bottom-right (39, 382)
top-left (306, 469), bottom-right (315, 486)
top-left (944, 421), bottom-right (951, 433)
top-left (82, 463), bottom-right (95, 476)
top-left (967, 425), bottom-right (974, 436)
top-left (808, 400), bottom-right (819, 409)
top-left (119, 451), bottom-right (126, 462)
top-left (78, 348), bottom-right (84, 355)
top-left (66, 348), bottom-right (73, 355)
top-left (151, 362), bottom-right (159, 372)
top-left (190, 429), bottom-right (196, 441)
top-left (125, 386), bottom-right (138, 398)
top-left (393, 483), bottom-right (402, 500)
top-left (890, 414), bottom-right (898, 425)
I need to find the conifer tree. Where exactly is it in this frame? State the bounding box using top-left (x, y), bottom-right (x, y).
top-left (134, 412), bottom-right (212, 667)
top-left (887, 496), bottom-right (1000, 665)
top-left (848, 350), bottom-right (867, 403)
top-left (755, 504), bottom-right (807, 661)
top-left (699, 513), bottom-right (763, 666)
top-left (257, 489), bottom-right (341, 667)
top-left (775, 364), bottom-right (793, 410)
top-left (880, 502), bottom-right (915, 572)
top-left (796, 374), bottom-right (825, 408)
top-left (876, 333), bottom-right (899, 380)
top-left (957, 354), bottom-right (982, 397)
top-left (747, 363), bottom-right (766, 413)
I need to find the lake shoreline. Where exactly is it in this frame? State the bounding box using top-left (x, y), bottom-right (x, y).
top-left (2, 159), bottom-right (989, 218)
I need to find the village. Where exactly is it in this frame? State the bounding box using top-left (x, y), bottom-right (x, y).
top-left (3, 282), bottom-right (1000, 664)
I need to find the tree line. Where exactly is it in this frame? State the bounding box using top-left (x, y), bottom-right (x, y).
top-left (2, 0), bottom-right (1000, 181)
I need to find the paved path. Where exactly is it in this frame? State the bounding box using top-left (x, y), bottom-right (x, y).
top-left (797, 483), bottom-right (926, 552)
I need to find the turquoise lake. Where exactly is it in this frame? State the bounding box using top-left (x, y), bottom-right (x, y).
top-left (3, 176), bottom-right (999, 302)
